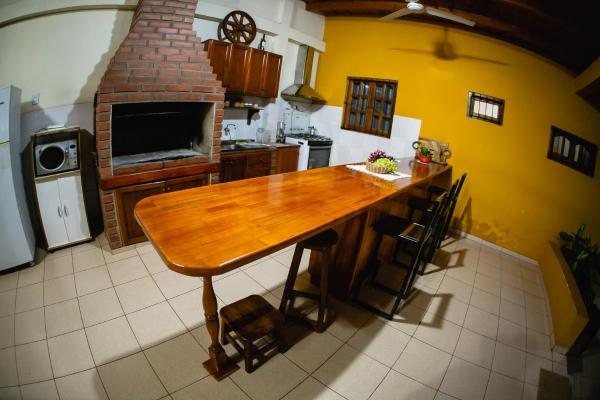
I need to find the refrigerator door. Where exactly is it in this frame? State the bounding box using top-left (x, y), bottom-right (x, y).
top-left (0, 88), bottom-right (9, 143)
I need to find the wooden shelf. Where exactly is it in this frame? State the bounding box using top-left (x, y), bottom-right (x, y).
top-left (224, 106), bottom-right (263, 125)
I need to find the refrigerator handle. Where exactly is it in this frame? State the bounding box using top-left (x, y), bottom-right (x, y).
top-left (57, 206), bottom-right (63, 218)
top-left (63, 205), bottom-right (69, 217)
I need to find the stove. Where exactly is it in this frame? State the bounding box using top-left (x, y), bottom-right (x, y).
top-left (285, 132), bottom-right (333, 170)
top-left (286, 133), bottom-right (333, 146)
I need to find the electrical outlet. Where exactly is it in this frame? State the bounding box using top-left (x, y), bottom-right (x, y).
top-left (32, 93), bottom-right (40, 105)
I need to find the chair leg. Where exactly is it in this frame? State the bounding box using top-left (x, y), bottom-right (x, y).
top-left (316, 247), bottom-right (330, 333)
top-left (244, 340), bottom-right (253, 373)
top-left (220, 319), bottom-right (228, 345)
top-left (368, 232), bottom-right (384, 280)
top-left (279, 244), bottom-right (304, 314)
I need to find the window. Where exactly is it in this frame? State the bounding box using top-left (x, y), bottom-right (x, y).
top-left (548, 126), bottom-right (597, 177)
top-left (467, 92), bottom-right (505, 125)
top-left (341, 77), bottom-right (397, 138)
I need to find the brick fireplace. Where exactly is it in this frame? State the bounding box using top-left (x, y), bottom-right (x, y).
top-left (95, 0), bottom-right (224, 249)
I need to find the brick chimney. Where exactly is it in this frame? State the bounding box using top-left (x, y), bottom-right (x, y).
top-left (95, 0), bottom-right (224, 249)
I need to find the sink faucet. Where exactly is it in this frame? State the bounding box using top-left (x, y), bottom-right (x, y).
top-left (224, 124), bottom-right (237, 141)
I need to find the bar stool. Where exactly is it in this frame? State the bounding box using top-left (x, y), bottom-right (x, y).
top-left (353, 193), bottom-right (447, 320)
top-left (220, 294), bottom-right (285, 373)
top-left (279, 229), bottom-right (338, 333)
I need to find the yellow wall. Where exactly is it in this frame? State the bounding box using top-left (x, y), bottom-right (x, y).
top-left (316, 18), bottom-right (600, 260)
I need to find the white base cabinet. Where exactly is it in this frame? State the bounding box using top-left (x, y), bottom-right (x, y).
top-left (35, 173), bottom-right (90, 249)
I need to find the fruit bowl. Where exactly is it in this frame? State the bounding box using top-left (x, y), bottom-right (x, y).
top-left (365, 161), bottom-right (392, 174)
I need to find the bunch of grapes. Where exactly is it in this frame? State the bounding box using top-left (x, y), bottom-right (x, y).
top-left (368, 149), bottom-right (395, 163)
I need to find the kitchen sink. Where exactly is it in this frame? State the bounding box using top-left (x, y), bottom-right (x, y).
top-left (221, 143), bottom-right (271, 151)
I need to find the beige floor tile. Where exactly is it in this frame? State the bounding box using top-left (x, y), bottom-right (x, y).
top-left (15, 283), bottom-right (43, 313)
top-left (414, 312), bottom-right (462, 353)
top-left (213, 272), bottom-right (267, 305)
top-left (522, 383), bottom-right (539, 400)
top-left (168, 288), bottom-right (221, 330)
top-left (405, 284), bottom-right (437, 311)
top-left (348, 316), bottom-right (410, 367)
top-left (282, 376), bottom-right (346, 400)
top-left (439, 357), bottom-right (490, 400)
top-left (101, 247), bottom-right (138, 265)
top-left (244, 258), bottom-right (290, 291)
top-left (371, 369), bottom-right (436, 400)
top-left (144, 333), bottom-right (208, 392)
top-left (15, 308), bottom-right (45, 345)
top-left (272, 248), bottom-right (311, 273)
top-left (0, 272), bottom-right (18, 293)
top-left (232, 353), bottom-right (307, 400)
top-left (86, 317), bottom-right (140, 365)
top-left (44, 254), bottom-right (74, 280)
top-left (284, 326), bottom-right (343, 373)
top-left (497, 317), bottom-right (526, 351)
top-left (139, 249), bottom-right (168, 274)
top-left (438, 276), bottom-right (473, 304)
top-left (20, 379), bottom-right (59, 400)
top-left (470, 287), bottom-right (500, 315)
top-left (0, 315), bottom-right (15, 348)
top-left (15, 341), bottom-right (52, 384)
top-left (426, 295), bottom-right (469, 326)
top-left (55, 367), bottom-right (109, 400)
top-left (17, 264), bottom-right (45, 287)
top-left (478, 248), bottom-right (501, 265)
top-left (552, 350), bottom-right (567, 365)
top-left (107, 256), bottom-right (149, 286)
top-left (553, 361), bottom-right (568, 377)
top-left (525, 353), bottom-right (552, 385)
top-left (522, 269), bottom-right (542, 285)
top-left (48, 329), bottom-right (94, 377)
top-left (385, 303), bottom-right (427, 336)
top-left (152, 269), bottom-right (202, 299)
top-left (73, 248), bottom-right (105, 273)
top-left (74, 266), bottom-right (112, 297)
top-left (115, 277), bottom-right (165, 314)
top-left (501, 272), bottom-right (524, 290)
top-left (71, 239), bottom-right (102, 254)
top-left (171, 376), bottom-right (249, 400)
top-left (492, 342), bottom-right (526, 381)
top-left (526, 311), bottom-right (550, 335)
top-left (393, 338), bottom-right (451, 389)
top-left (325, 298), bottom-right (372, 342)
top-left (0, 290), bottom-right (16, 317)
top-left (526, 329), bottom-right (552, 360)
top-left (0, 386), bottom-right (20, 399)
top-left (43, 275), bottom-right (76, 306)
top-left (463, 305), bottom-right (499, 340)
top-left (477, 261), bottom-right (501, 280)
top-left (98, 352), bottom-right (167, 400)
top-left (434, 391), bottom-right (458, 400)
top-left (523, 280), bottom-right (545, 298)
top-left (45, 299), bottom-right (84, 339)
top-left (45, 247), bottom-right (71, 260)
top-left (499, 299), bottom-right (526, 327)
top-left (485, 372), bottom-right (523, 400)
top-left (454, 328), bottom-right (496, 368)
top-left (501, 284), bottom-right (525, 306)
top-left (79, 288), bottom-right (124, 327)
top-left (445, 265), bottom-right (476, 285)
top-left (474, 273), bottom-right (501, 296)
top-left (0, 347), bottom-right (19, 386)
top-left (127, 302), bottom-right (185, 349)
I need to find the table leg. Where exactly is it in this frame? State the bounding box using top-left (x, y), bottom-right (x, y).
top-left (201, 276), bottom-right (239, 380)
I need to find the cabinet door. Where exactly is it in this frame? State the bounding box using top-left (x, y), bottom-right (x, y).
top-left (204, 40), bottom-right (230, 87)
top-left (58, 174), bottom-right (91, 243)
top-left (244, 48), bottom-right (267, 96)
top-left (277, 147), bottom-right (299, 173)
top-left (165, 174), bottom-right (209, 192)
top-left (116, 182), bottom-right (165, 245)
top-left (221, 155), bottom-right (247, 182)
top-left (262, 52), bottom-right (282, 98)
top-left (225, 44), bottom-right (250, 94)
top-left (35, 179), bottom-right (69, 248)
top-left (246, 152), bottom-right (272, 178)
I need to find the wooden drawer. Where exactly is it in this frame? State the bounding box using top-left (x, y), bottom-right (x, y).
top-left (165, 174), bottom-right (209, 192)
top-left (246, 152), bottom-right (272, 178)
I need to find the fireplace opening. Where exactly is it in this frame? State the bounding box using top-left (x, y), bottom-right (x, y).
top-left (111, 101), bottom-right (214, 168)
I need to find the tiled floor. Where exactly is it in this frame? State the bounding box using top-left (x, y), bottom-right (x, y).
top-left (0, 234), bottom-right (567, 400)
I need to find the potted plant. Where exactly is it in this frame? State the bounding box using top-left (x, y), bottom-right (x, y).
top-left (559, 224), bottom-right (600, 304)
top-left (366, 150), bottom-right (397, 174)
top-left (416, 146), bottom-right (433, 163)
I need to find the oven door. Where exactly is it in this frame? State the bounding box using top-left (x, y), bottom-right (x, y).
top-left (307, 145), bottom-right (331, 169)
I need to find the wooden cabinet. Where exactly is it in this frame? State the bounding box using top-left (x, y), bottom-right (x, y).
top-left (221, 149), bottom-right (274, 183)
top-left (274, 146), bottom-right (300, 174)
top-left (36, 174), bottom-right (91, 249)
top-left (204, 40), bottom-right (282, 98)
top-left (116, 174), bottom-right (208, 245)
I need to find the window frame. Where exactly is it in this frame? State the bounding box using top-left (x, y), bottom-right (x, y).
top-left (341, 77), bottom-right (397, 138)
top-left (467, 92), bottom-right (505, 125)
top-left (547, 126), bottom-right (597, 177)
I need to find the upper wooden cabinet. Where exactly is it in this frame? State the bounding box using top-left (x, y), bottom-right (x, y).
top-left (204, 40), bottom-right (282, 98)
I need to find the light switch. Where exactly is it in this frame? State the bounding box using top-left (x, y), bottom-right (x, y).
top-left (32, 93), bottom-right (40, 105)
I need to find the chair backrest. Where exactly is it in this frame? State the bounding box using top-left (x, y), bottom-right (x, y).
top-left (440, 173), bottom-right (467, 239)
top-left (414, 191), bottom-right (448, 250)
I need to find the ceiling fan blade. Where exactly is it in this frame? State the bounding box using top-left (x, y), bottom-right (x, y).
top-left (425, 7), bottom-right (476, 27)
top-left (380, 8), bottom-right (415, 21)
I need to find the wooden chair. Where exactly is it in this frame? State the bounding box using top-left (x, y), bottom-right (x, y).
top-left (220, 294), bottom-right (285, 373)
top-left (352, 193), bottom-right (447, 320)
top-left (279, 229), bottom-right (338, 333)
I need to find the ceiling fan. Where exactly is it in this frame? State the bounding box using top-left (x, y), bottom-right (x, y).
top-left (381, 0), bottom-right (476, 27)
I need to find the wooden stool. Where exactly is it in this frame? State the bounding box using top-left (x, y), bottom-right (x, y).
top-left (279, 229), bottom-right (338, 333)
top-left (220, 295), bottom-right (284, 373)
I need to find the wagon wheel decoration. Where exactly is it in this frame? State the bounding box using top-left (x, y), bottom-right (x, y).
top-left (221, 10), bottom-right (257, 44)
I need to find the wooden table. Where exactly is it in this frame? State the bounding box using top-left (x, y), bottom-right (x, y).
top-left (135, 158), bottom-right (451, 380)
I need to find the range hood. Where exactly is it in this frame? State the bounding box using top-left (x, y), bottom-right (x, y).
top-left (281, 45), bottom-right (326, 105)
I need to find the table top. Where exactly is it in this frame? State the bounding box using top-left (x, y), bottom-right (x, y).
top-left (134, 158), bottom-right (450, 277)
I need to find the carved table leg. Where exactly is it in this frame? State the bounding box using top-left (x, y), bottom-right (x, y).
top-left (201, 276), bottom-right (239, 380)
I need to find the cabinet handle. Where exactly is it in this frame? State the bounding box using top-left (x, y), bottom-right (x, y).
top-left (63, 205), bottom-right (69, 217)
top-left (57, 206), bottom-right (62, 218)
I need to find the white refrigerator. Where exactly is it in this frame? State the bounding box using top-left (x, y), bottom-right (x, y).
top-left (0, 86), bottom-right (36, 270)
